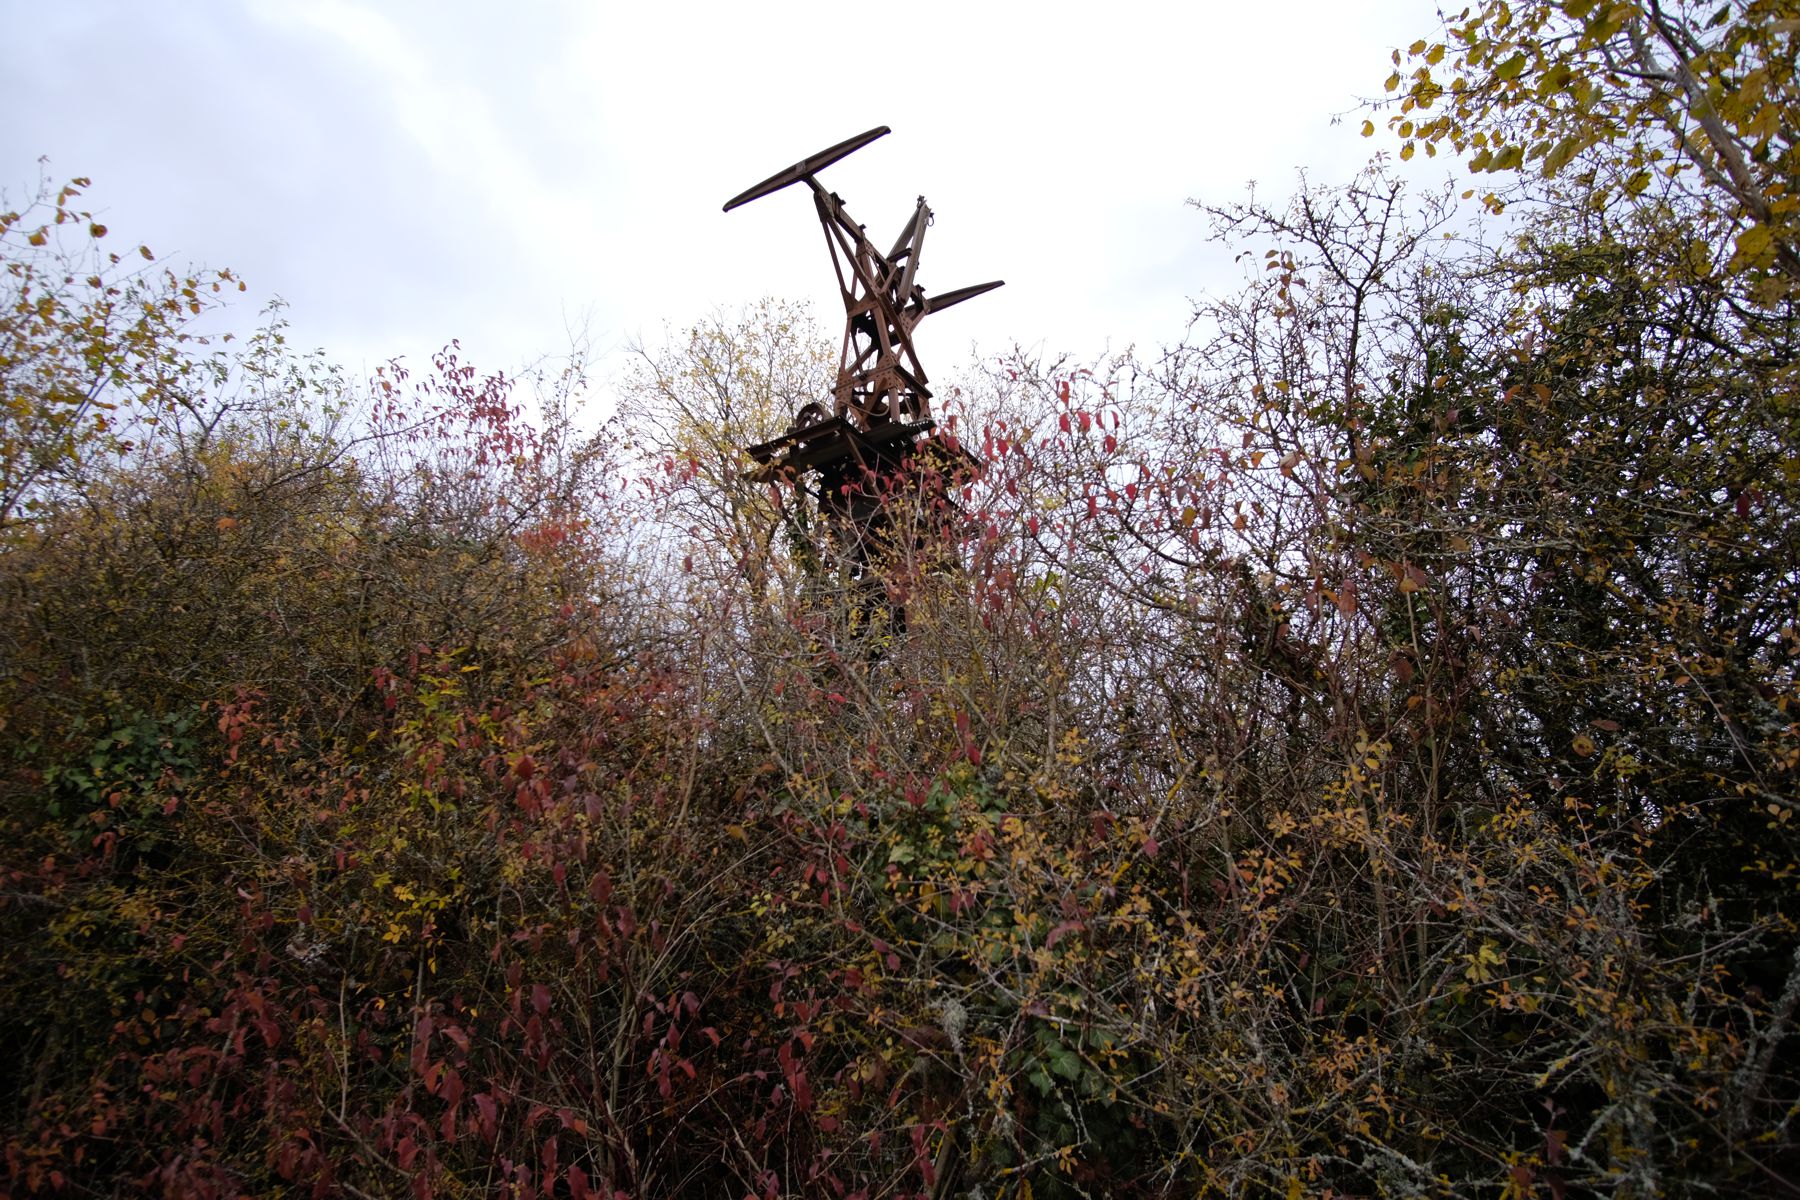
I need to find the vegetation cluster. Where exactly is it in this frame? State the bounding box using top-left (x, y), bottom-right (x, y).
top-left (3, 2), bottom-right (1798, 1195)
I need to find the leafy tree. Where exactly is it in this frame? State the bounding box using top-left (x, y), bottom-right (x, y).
top-left (1376, 0), bottom-right (1800, 298)
top-left (1, 175), bottom-right (244, 526)
top-left (616, 299), bottom-right (834, 588)
top-left (1181, 133), bottom-right (1800, 1182)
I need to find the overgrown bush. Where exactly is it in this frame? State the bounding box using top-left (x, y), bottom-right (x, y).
top-left (4, 7), bottom-right (1799, 1192)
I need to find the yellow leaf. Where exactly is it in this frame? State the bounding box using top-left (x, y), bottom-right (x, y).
top-left (1542, 136), bottom-right (1580, 176)
top-left (1733, 223), bottom-right (1775, 267)
top-left (1361, 120), bottom-right (1376, 138)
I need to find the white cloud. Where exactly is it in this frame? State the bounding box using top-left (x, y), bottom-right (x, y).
top-left (1, 0), bottom-right (1457, 392)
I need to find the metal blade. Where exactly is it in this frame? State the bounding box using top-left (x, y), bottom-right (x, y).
top-left (894, 198), bottom-right (930, 299)
top-left (722, 126), bottom-right (892, 213)
top-left (887, 198), bottom-right (928, 263)
top-left (921, 279), bottom-right (1005, 315)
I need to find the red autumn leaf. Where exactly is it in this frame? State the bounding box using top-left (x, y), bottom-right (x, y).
top-left (475, 1093), bottom-right (496, 1144)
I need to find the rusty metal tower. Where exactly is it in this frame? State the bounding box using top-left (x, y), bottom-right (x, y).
top-left (724, 127), bottom-right (1001, 582)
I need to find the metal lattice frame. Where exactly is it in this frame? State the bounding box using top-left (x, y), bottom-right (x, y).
top-left (726, 127), bottom-right (1002, 478)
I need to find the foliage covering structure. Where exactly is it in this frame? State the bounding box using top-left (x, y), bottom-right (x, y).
top-left (3, 9), bottom-right (1800, 1194)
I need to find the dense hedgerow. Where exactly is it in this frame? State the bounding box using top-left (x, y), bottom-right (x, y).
top-left (5, 6), bottom-right (1800, 1193)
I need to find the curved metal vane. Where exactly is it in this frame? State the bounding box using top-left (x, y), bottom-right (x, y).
top-left (722, 126), bottom-right (890, 213)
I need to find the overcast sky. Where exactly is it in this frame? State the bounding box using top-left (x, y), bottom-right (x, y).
top-left (5, 1), bottom-right (1448, 408)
